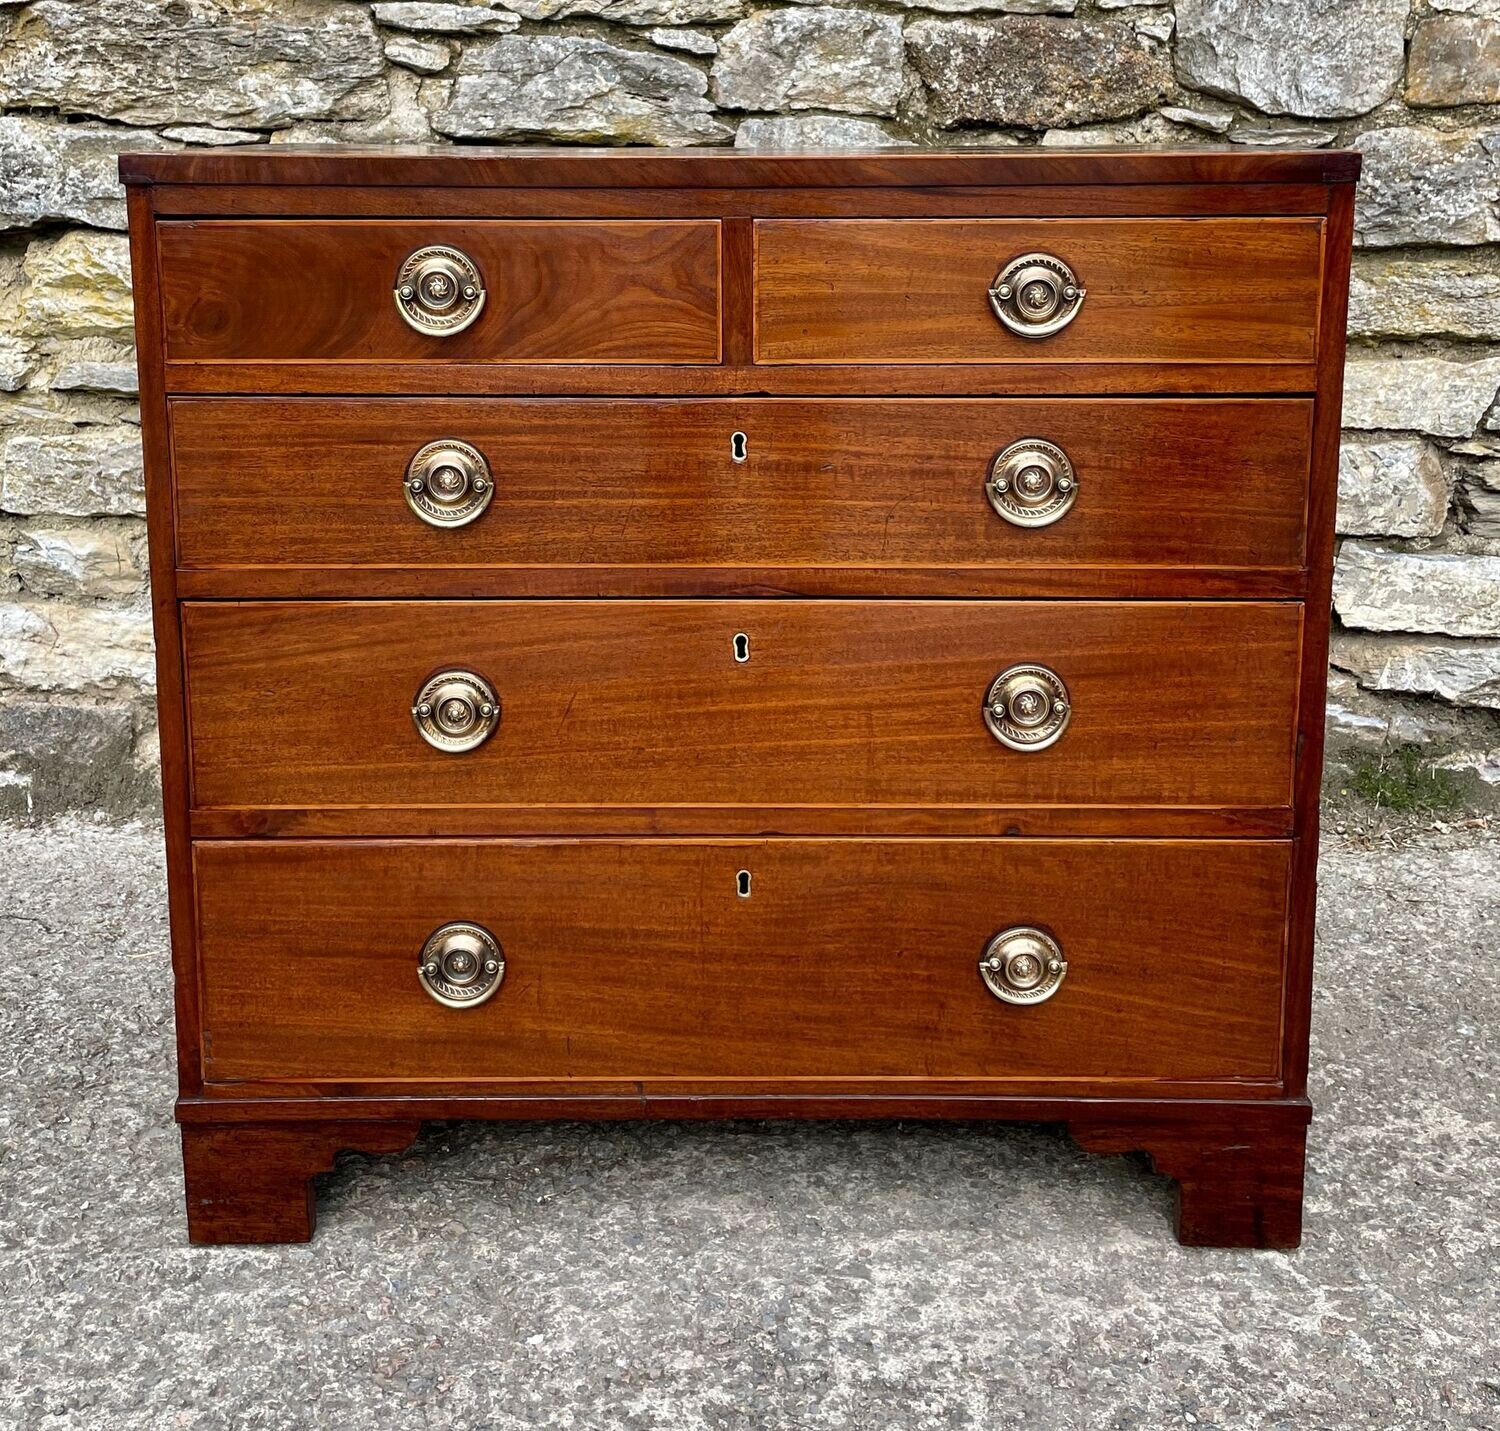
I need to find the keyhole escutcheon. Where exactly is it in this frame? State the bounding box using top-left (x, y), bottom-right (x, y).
top-left (731, 431), bottom-right (748, 463)
top-left (733, 632), bottom-right (750, 663)
top-left (737, 870), bottom-right (752, 898)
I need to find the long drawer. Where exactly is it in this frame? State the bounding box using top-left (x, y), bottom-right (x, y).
top-left (171, 397), bottom-right (1312, 572)
top-left (193, 838), bottom-right (1290, 1087)
top-left (182, 600), bottom-right (1301, 812)
top-left (755, 218), bottom-right (1324, 364)
top-left (157, 220), bottom-right (722, 365)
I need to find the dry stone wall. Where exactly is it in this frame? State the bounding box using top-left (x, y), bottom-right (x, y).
top-left (1, 0), bottom-right (1498, 816)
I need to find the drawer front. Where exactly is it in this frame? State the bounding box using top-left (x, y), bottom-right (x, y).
top-left (158, 220), bottom-right (721, 365)
top-left (183, 600), bottom-right (1300, 811)
top-left (172, 397), bottom-right (1311, 572)
top-left (194, 838), bottom-right (1289, 1085)
top-left (755, 219), bottom-right (1322, 365)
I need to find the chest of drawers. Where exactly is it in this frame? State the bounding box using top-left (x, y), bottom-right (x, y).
top-left (121, 146), bottom-right (1358, 1247)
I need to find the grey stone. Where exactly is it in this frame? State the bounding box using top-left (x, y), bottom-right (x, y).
top-left (734, 115), bottom-right (908, 148)
top-left (4, 820), bottom-right (1500, 1417)
top-left (158, 125), bottom-right (263, 146)
top-left (1333, 541), bottom-right (1500, 637)
top-left (713, 9), bottom-right (905, 118)
top-left (49, 341), bottom-right (140, 398)
top-left (13, 521), bottom-right (145, 600)
top-left (1159, 105), bottom-right (1233, 134)
top-left (1407, 17), bottom-right (1500, 106)
top-left (1341, 355), bottom-right (1500, 439)
top-left (0, 117), bottom-right (172, 232)
top-left (497, 0), bottom-right (742, 21)
top-left (1038, 112), bottom-right (1190, 147)
top-left (906, 17), bottom-right (1172, 130)
top-left (0, 426), bottom-right (145, 518)
top-left (1354, 126), bottom-right (1500, 248)
top-left (1333, 630), bottom-right (1500, 711)
top-left (1432, 0), bottom-right (1500, 12)
top-left (647, 26), bottom-right (718, 55)
top-left (1454, 452), bottom-right (1500, 539)
top-left (434, 35), bottom-right (731, 145)
top-left (866, 0), bottom-right (1077, 12)
top-left (1228, 122), bottom-right (1337, 147)
top-left (1348, 253), bottom-right (1500, 342)
top-left (18, 232), bottom-right (135, 342)
top-left (1174, 0), bottom-right (1406, 118)
top-left (0, 701), bottom-right (150, 819)
top-left (0, 599), bottom-right (156, 693)
top-left (372, 2), bottom-right (519, 33)
top-left (0, 0), bottom-right (387, 129)
top-left (270, 66), bottom-right (435, 146)
top-left (1337, 437), bottom-right (1450, 539)
top-left (382, 35), bottom-right (453, 73)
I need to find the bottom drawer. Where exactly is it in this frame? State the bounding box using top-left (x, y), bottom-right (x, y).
top-left (193, 839), bottom-right (1290, 1090)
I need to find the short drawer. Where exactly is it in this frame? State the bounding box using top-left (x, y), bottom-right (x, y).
top-left (755, 219), bottom-right (1323, 365)
top-left (182, 600), bottom-right (1300, 813)
top-left (193, 838), bottom-right (1290, 1086)
top-left (157, 220), bottom-right (721, 365)
top-left (171, 397), bottom-right (1312, 573)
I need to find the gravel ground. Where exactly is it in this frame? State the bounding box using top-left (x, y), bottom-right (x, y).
top-left (1, 820), bottom-right (1497, 1430)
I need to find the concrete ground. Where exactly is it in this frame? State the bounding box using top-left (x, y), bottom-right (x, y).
top-left (1, 821), bottom-right (1496, 1431)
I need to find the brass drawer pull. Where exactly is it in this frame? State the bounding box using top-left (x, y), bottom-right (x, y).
top-left (987, 438), bottom-right (1077, 527)
top-left (405, 439), bottom-right (493, 528)
top-left (412, 669), bottom-right (499, 753)
top-left (989, 252), bottom-right (1085, 338)
top-left (980, 927), bottom-right (1066, 1006)
top-left (418, 921), bottom-right (504, 1008)
top-left (394, 245), bottom-right (486, 336)
top-left (984, 663), bottom-right (1070, 752)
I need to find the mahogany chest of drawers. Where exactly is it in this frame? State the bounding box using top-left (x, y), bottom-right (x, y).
top-left (121, 146), bottom-right (1358, 1247)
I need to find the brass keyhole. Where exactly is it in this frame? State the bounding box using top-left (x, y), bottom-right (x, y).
top-left (736, 869), bottom-right (752, 898)
top-left (733, 633), bottom-right (750, 663)
top-left (731, 431), bottom-right (748, 463)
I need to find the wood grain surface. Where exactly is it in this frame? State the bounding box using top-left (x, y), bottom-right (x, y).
top-left (193, 838), bottom-right (1291, 1086)
top-left (182, 599), bottom-right (1302, 813)
top-left (755, 219), bottom-right (1323, 364)
top-left (171, 397), bottom-right (1312, 573)
top-left (157, 220), bottom-right (721, 364)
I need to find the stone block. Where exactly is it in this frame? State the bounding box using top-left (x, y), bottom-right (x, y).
top-left (13, 521), bottom-right (146, 600)
top-left (735, 116), bottom-right (908, 148)
top-left (434, 35), bottom-right (730, 144)
top-left (0, 426), bottom-right (146, 518)
top-left (1348, 253), bottom-right (1500, 342)
top-left (1175, 0), bottom-right (1406, 118)
top-left (1333, 630), bottom-right (1500, 710)
top-left (0, 698), bottom-right (156, 820)
top-left (19, 232), bottom-right (135, 342)
top-left (1333, 542), bottom-right (1500, 637)
top-left (0, 599), bottom-right (156, 693)
top-left (906, 17), bottom-right (1171, 130)
top-left (1407, 17), bottom-right (1500, 106)
top-left (0, 0), bottom-right (387, 129)
top-left (0, 116), bottom-right (172, 232)
top-left (1337, 437), bottom-right (1450, 539)
top-left (1355, 127), bottom-right (1500, 248)
top-left (713, 9), bottom-right (905, 117)
top-left (1342, 356), bottom-right (1500, 440)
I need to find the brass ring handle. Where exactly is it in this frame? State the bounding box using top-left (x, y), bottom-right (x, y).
top-left (980, 927), bottom-right (1067, 1006)
top-left (987, 439), bottom-right (1078, 528)
top-left (418, 921), bottom-right (505, 1008)
top-left (989, 253), bottom-right (1085, 339)
top-left (394, 245), bottom-right (486, 336)
top-left (405, 439), bottom-right (494, 528)
top-left (412, 669), bottom-right (499, 753)
top-left (984, 664), bottom-right (1071, 752)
